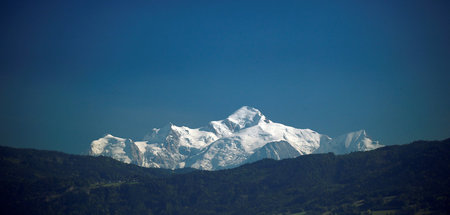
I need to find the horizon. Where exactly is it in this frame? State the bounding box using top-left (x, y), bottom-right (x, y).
top-left (1, 0), bottom-right (449, 154)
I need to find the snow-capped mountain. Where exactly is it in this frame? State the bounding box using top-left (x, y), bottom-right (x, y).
top-left (314, 130), bottom-right (383, 154)
top-left (89, 106), bottom-right (383, 170)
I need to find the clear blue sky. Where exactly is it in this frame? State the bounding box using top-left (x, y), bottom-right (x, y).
top-left (1, 0), bottom-right (449, 154)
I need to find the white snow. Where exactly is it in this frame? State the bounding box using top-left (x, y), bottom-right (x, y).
top-left (314, 130), bottom-right (383, 154)
top-left (134, 141), bottom-right (148, 153)
top-left (89, 106), bottom-right (383, 170)
top-left (227, 106), bottom-right (264, 129)
top-left (90, 134), bottom-right (132, 164)
top-left (90, 134), bottom-right (125, 155)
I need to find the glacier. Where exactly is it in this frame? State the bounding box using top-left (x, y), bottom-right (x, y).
top-left (89, 106), bottom-right (383, 170)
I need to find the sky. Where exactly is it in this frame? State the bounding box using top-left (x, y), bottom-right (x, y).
top-left (0, 0), bottom-right (449, 154)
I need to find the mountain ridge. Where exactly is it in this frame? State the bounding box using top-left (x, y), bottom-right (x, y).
top-left (90, 106), bottom-right (383, 170)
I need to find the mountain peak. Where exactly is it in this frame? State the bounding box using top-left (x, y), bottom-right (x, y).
top-left (90, 106), bottom-right (382, 170)
top-left (228, 106), bottom-right (262, 118)
top-left (353, 129), bottom-right (367, 136)
top-left (313, 130), bottom-right (382, 154)
top-left (226, 106), bottom-right (267, 129)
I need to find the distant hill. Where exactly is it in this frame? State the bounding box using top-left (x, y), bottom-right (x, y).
top-left (1, 139), bottom-right (449, 215)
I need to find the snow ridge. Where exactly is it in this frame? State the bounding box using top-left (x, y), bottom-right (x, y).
top-left (89, 106), bottom-right (383, 170)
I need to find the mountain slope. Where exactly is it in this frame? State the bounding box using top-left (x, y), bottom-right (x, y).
top-left (314, 129), bottom-right (383, 154)
top-left (90, 106), bottom-right (383, 170)
top-left (245, 140), bottom-right (301, 163)
top-left (1, 139), bottom-right (449, 214)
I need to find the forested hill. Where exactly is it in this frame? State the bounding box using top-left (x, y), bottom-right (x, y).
top-left (1, 139), bottom-right (449, 215)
